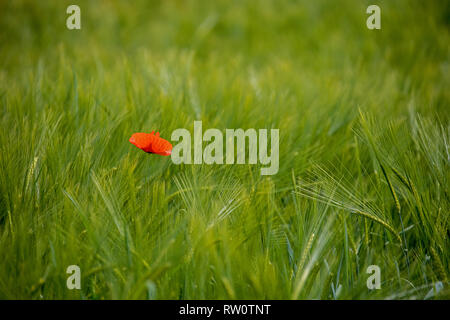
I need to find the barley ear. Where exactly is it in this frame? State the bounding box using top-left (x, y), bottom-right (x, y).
top-left (430, 247), bottom-right (448, 284)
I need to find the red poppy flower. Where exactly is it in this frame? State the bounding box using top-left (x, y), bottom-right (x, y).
top-left (129, 131), bottom-right (172, 156)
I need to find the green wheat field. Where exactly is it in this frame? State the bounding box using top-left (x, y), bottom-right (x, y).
top-left (0, 0), bottom-right (449, 299)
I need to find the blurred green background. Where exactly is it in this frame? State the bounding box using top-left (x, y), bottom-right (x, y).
top-left (0, 0), bottom-right (448, 299)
